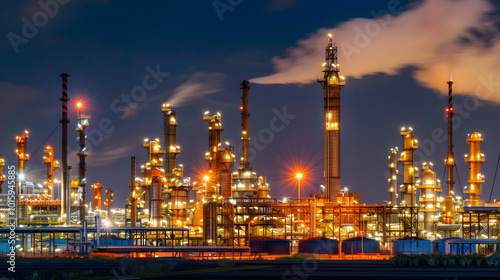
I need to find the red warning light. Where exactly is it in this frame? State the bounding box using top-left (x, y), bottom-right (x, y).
top-left (240, 106), bottom-right (243, 110)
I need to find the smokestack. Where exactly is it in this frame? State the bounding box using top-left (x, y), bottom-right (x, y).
top-left (60, 73), bottom-right (70, 225)
top-left (317, 34), bottom-right (345, 202)
top-left (76, 109), bottom-right (90, 222)
top-left (240, 80), bottom-right (250, 170)
top-left (443, 80), bottom-right (456, 224)
top-left (129, 156), bottom-right (137, 227)
top-left (162, 104), bottom-right (179, 183)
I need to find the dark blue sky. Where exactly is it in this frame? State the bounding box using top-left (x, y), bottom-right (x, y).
top-left (1, 0), bottom-right (500, 207)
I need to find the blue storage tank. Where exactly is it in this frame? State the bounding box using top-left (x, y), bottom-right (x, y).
top-left (250, 239), bottom-right (290, 255)
top-left (298, 238), bottom-right (339, 254)
top-left (432, 238), bottom-right (477, 255)
top-left (392, 238), bottom-right (432, 255)
top-left (341, 237), bottom-right (379, 254)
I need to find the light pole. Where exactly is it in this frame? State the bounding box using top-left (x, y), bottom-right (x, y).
top-left (296, 173), bottom-right (303, 199)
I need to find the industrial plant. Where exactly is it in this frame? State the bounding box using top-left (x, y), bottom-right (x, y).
top-left (1, 35), bottom-right (500, 258)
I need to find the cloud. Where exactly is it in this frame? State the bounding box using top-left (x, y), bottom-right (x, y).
top-left (165, 72), bottom-right (225, 107)
top-left (251, 0), bottom-right (500, 102)
top-left (266, 0), bottom-right (297, 12)
top-left (0, 82), bottom-right (40, 113)
top-left (87, 142), bottom-right (135, 167)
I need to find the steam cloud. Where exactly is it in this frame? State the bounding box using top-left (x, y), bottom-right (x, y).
top-left (165, 72), bottom-right (225, 107)
top-left (251, 0), bottom-right (500, 102)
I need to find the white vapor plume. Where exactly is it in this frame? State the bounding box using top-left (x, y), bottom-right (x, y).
top-left (251, 0), bottom-right (500, 102)
top-left (165, 72), bottom-right (225, 107)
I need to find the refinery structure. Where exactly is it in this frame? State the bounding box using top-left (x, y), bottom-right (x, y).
top-left (1, 35), bottom-right (500, 257)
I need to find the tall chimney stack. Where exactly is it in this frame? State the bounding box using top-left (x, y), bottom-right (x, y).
top-left (317, 34), bottom-right (345, 202)
top-left (60, 73), bottom-right (70, 225)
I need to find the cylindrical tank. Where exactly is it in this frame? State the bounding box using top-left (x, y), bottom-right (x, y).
top-left (203, 201), bottom-right (217, 245)
top-left (342, 237), bottom-right (379, 254)
top-left (250, 239), bottom-right (290, 255)
top-left (150, 176), bottom-right (162, 227)
top-left (299, 238), bottom-right (338, 254)
top-left (432, 238), bottom-right (477, 255)
top-left (392, 238), bottom-right (432, 255)
top-left (220, 170), bottom-right (232, 198)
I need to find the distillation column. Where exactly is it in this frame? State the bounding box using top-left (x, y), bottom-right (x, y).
top-left (143, 139), bottom-right (165, 226)
top-left (43, 146), bottom-right (60, 199)
top-left (162, 104), bottom-right (190, 227)
top-left (203, 113), bottom-right (223, 199)
top-left (76, 108), bottom-right (90, 222)
top-left (443, 80), bottom-right (456, 224)
top-left (162, 104), bottom-right (180, 184)
top-left (232, 80), bottom-right (258, 197)
top-left (418, 162), bottom-right (441, 235)
top-left (104, 188), bottom-right (114, 221)
top-left (398, 127), bottom-right (419, 207)
top-left (92, 182), bottom-right (103, 211)
top-left (464, 132), bottom-right (485, 207)
top-left (388, 148), bottom-right (399, 206)
top-left (15, 131), bottom-right (29, 222)
top-left (129, 157), bottom-right (139, 227)
top-left (60, 73), bottom-right (70, 225)
top-left (317, 34), bottom-right (346, 202)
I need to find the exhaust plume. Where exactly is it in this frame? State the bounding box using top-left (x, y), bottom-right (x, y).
top-left (251, 0), bottom-right (500, 102)
top-left (165, 72), bottom-right (225, 107)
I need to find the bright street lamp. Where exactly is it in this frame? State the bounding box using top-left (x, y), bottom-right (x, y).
top-left (296, 173), bottom-right (303, 198)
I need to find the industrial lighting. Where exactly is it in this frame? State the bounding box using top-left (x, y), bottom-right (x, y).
top-left (296, 173), bottom-right (303, 199)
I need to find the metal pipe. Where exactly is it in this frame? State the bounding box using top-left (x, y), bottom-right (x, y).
top-left (60, 73), bottom-right (70, 225)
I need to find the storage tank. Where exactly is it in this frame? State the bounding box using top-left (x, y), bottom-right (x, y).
top-left (341, 237), bottom-right (379, 254)
top-left (250, 239), bottom-right (290, 255)
top-left (299, 238), bottom-right (338, 254)
top-left (432, 238), bottom-right (477, 255)
top-left (392, 238), bottom-right (432, 254)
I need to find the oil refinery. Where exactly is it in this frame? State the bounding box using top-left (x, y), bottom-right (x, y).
top-left (1, 35), bottom-right (500, 259)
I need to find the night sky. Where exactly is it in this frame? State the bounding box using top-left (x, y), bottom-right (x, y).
top-left (1, 0), bottom-right (500, 208)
